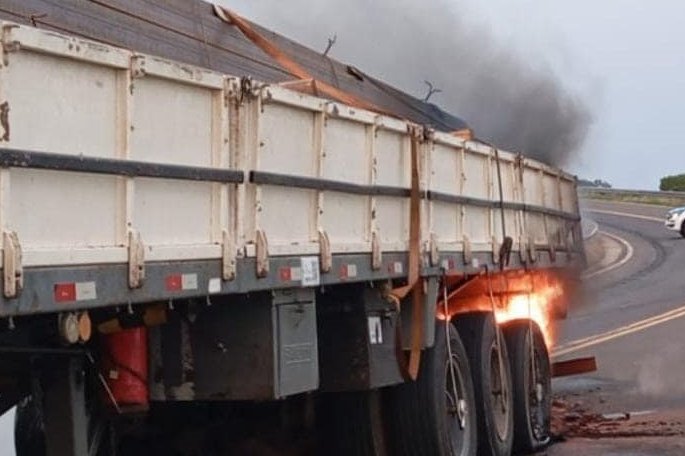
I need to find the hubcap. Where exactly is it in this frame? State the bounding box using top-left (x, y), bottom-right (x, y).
top-left (490, 344), bottom-right (511, 440)
top-left (535, 382), bottom-right (544, 402)
top-left (529, 345), bottom-right (550, 443)
top-left (446, 353), bottom-right (468, 429)
top-left (457, 399), bottom-right (468, 429)
top-left (445, 349), bottom-right (472, 454)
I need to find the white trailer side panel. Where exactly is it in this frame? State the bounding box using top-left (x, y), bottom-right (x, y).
top-left (320, 117), bottom-right (369, 248)
top-left (0, 22), bottom-right (582, 300)
top-left (373, 128), bottom-right (410, 251)
top-left (2, 46), bottom-right (123, 263)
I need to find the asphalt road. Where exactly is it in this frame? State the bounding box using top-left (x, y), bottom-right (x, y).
top-left (547, 199), bottom-right (685, 455)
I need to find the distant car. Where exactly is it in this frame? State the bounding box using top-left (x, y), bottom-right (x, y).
top-left (665, 206), bottom-right (685, 237)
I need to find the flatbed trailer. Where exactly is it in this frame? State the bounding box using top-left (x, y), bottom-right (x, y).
top-left (0, 9), bottom-right (583, 456)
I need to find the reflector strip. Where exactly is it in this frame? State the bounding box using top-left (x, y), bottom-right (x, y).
top-left (279, 267), bottom-right (291, 282)
top-left (54, 281), bottom-right (97, 302)
top-left (290, 266), bottom-right (303, 282)
top-left (166, 274), bottom-right (198, 292)
top-left (208, 277), bottom-right (221, 294)
top-left (278, 266), bottom-right (303, 282)
top-left (181, 273), bottom-right (198, 290)
top-left (340, 264), bottom-right (358, 280)
top-left (54, 283), bottom-right (76, 302)
top-left (75, 282), bottom-right (97, 300)
top-left (166, 275), bottom-right (182, 291)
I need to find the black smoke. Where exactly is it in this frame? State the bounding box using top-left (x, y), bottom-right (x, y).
top-left (227, 0), bottom-right (593, 166)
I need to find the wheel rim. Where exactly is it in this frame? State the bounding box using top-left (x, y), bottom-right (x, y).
top-left (528, 339), bottom-right (551, 444)
top-left (445, 351), bottom-right (470, 453)
top-left (490, 343), bottom-right (510, 441)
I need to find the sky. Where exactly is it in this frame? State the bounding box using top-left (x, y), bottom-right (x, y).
top-left (224, 0), bottom-right (685, 190)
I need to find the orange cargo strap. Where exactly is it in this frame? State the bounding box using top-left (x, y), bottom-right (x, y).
top-left (213, 5), bottom-right (385, 114)
top-left (386, 126), bottom-right (424, 381)
top-left (278, 78), bottom-right (322, 97)
top-left (450, 128), bottom-right (474, 140)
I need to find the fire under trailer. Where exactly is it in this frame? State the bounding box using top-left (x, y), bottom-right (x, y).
top-left (0, 2), bottom-right (584, 455)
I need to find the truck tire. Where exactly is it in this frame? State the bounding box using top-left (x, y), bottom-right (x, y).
top-left (385, 322), bottom-right (476, 456)
top-left (453, 313), bottom-right (514, 456)
top-left (15, 394), bottom-right (116, 456)
top-left (502, 320), bottom-right (551, 454)
top-left (15, 396), bottom-right (46, 456)
top-left (680, 221), bottom-right (685, 238)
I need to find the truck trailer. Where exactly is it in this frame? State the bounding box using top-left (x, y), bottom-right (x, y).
top-left (0, 2), bottom-right (584, 455)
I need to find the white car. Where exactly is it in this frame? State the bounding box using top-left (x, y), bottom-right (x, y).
top-left (665, 206), bottom-right (685, 237)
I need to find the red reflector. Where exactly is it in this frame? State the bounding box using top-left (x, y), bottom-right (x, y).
top-left (279, 267), bottom-right (291, 282)
top-left (54, 283), bottom-right (76, 302)
top-left (165, 275), bottom-right (182, 291)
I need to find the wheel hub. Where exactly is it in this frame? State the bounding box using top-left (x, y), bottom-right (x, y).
top-left (457, 398), bottom-right (468, 429)
top-left (445, 354), bottom-right (469, 430)
top-left (535, 382), bottom-right (544, 403)
top-left (529, 345), bottom-right (551, 444)
top-left (490, 344), bottom-right (511, 440)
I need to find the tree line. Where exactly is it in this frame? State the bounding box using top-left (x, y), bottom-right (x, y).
top-left (660, 174), bottom-right (685, 191)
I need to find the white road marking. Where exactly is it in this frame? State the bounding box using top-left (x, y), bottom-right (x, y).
top-left (585, 209), bottom-right (663, 223)
top-left (553, 304), bottom-right (685, 357)
top-left (581, 230), bottom-right (634, 279)
top-left (554, 207), bottom-right (678, 360)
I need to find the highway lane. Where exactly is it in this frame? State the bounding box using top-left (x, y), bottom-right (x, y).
top-left (557, 200), bottom-right (685, 346)
top-left (549, 199), bottom-right (685, 454)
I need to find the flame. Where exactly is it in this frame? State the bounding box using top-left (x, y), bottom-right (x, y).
top-left (437, 271), bottom-right (567, 349)
top-left (494, 282), bottom-right (564, 348)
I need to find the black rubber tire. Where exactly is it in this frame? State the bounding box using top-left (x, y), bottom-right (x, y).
top-left (15, 396), bottom-right (46, 456)
top-left (502, 319), bottom-right (552, 454)
top-left (15, 393), bottom-right (116, 456)
top-left (453, 312), bottom-right (514, 456)
top-left (385, 322), bottom-right (477, 456)
top-left (680, 221), bottom-right (685, 238)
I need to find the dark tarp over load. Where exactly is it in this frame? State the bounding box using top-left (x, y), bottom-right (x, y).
top-left (0, 0), bottom-right (470, 133)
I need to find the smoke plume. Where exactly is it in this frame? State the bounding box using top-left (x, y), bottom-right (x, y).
top-left (636, 343), bottom-right (685, 397)
top-left (228, 0), bottom-right (593, 166)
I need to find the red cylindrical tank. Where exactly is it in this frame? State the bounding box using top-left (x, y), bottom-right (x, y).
top-left (101, 326), bottom-right (149, 409)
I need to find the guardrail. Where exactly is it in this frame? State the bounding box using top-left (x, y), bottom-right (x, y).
top-left (579, 187), bottom-right (685, 207)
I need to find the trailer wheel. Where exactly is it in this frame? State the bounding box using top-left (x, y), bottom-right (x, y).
top-left (453, 313), bottom-right (513, 456)
top-left (386, 322), bottom-right (476, 456)
top-left (15, 395), bottom-right (118, 456)
top-left (15, 396), bottom-right (46, 456)
top-left (502, 320), bottom-right (551, 453)
top-left (15, 371), bottom-right (122, 456)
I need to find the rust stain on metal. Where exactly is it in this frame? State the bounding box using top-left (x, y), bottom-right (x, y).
top-left (0, 101), bottom-right (9, 142)
top-left (552, 356), bottom-right (597, 377)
